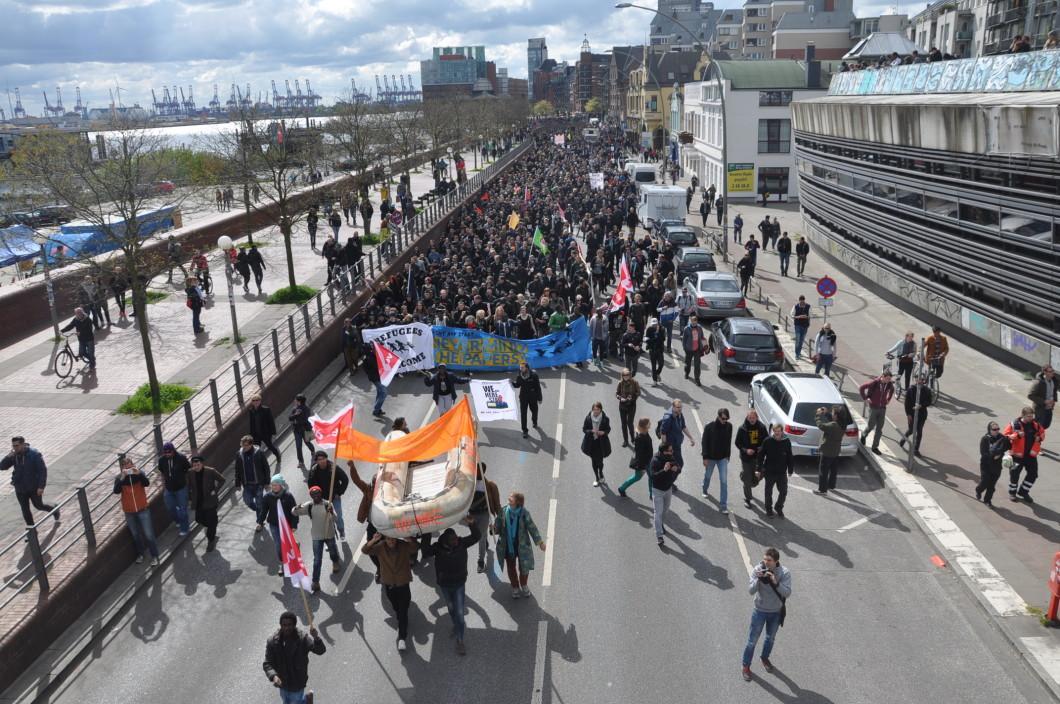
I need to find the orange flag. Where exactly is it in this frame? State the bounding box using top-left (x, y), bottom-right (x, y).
top-left (336, 396), bottom-right (474, 462)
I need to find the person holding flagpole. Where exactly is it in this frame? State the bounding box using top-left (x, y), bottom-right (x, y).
top-left (423, 364), bottom-right (470, 417)
top-left (263, 611), bottom-right (325, 704)
top-left (260, 475), bottom-right (299, 576)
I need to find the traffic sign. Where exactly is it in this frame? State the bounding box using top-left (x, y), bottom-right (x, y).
top-left (816, 275), bottom-right (838, 298)
top-left (818, 297), bottom-right (834, 307)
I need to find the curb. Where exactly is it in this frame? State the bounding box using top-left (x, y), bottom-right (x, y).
top-left (766, 310), bottom-right (1060, 702)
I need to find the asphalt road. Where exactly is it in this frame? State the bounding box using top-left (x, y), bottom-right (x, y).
top-left (32, 332), bottom-right (1056, 704)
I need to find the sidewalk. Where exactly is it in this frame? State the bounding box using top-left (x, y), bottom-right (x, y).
top-left (680, 181), bottom-right (1060, 689)
top-left (0, 160), bottom-right (452, 538)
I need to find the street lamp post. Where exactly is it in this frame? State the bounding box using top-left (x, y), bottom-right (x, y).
top-left (216, 235), bottom-right (240, 342)
top-left (446, 147), bottom-right (454, 181)
top-left (32, 232), bottom-right (60, 339)
top-left (616, 1), bottom-right (729, 251)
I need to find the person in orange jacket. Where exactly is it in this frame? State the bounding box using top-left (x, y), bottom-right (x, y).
top-left (113, 457), bottom-right (160, 565)
top-left (1003, 406), bottom-right (1045, 503)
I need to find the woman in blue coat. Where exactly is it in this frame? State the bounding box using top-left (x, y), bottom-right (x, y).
top-left (494, 492), bottom-right (545, 599)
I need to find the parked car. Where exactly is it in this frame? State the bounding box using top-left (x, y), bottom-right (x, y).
top-left (153, 180), bottom-right (176, 194)
top-left (748, 372), bottom-right (859, 457)
top-left (136, 180), bottom-right (176, 197)
top-left (659, 224), bottom-right (697, 248)
top-left (711, 317), bottom-right (785, 376)
top-left (30, 205), bottom-right (73, 226)
top-left (674, 246), bottom-right (716, 280)
top-left (651, 217), bottom-right (684, 238)
top-left (681, 271), bottom-right (747, 319)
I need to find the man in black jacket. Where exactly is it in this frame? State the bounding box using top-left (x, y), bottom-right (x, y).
top-left (512, 362), bottom-right (542, 438)
top-left (157, 442), bottom-right (191, 536)
top-left (60, 307), bottom-right (96, 371)
top-left (701, 409), bottom-right (732, 514)
top-left (364, 348), bottom-right (387, 417)
top-left (735, 410), bottom-right (768, 510)
top-left (776, 232), bottom-right (792, 277)
top-left (900, 374), bottom-right (935, 457)
top-left (1, 436), bottom-right (57, 526)
top-left (651, 442), bottom-right (681, 546)
top-left (757, 424), bottom-right (794, 518)
top-left (248, 395), bottom-right (281, 464)
top-left (422, 517), bottom-right (480, 655)
top-left (795, 237), bottom-right (810, 277)
top-left (620, 322), bottom-right (642, 378)
top-left (423, 364), bottom-right (471, 417)
top-left (234, 435), bottom-right (271, 530)
top-left (263, 611), bottom-right (325, 702)
top-left (306, 451), bottom-right (350, 539)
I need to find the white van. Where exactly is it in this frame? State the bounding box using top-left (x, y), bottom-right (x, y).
top-left (582, 127), bottom-right (600, 142)
top-left (636, 184), bottom-right (686, 230)
top-left (625, 162), bottom-right (657, 186)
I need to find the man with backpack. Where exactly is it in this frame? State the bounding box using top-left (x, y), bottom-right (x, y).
top-left (657, 399), bottom-right (696, 473)
top-left (293, 486), bottom-right (341, 593)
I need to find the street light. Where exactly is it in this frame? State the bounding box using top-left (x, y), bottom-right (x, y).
top-left (216, 235), bottom-right (240, 342)
top-left (615, 1), bottom-right (730, 251)
top-left (32, 231), bottom-right (60, 339)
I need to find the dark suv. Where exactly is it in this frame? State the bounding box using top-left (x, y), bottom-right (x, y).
top-left (710, 317), bottom-right (785, 376)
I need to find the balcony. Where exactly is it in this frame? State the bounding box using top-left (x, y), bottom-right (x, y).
top-left (1003, 7), bottom-right (1026, 22)
top-left (955, 29), bottom-right (974, 41)
top-left (1036, 0), bottom-right (1058, 15)
top-left (986, 13), bottom-right (1003, 27)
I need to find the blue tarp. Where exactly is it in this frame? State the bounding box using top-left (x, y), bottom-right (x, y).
top-left (432, 317), bottom-right (592, 372)
top-left (0, 225), bottom-right (40, 268)
top-left (54, 206), bottom-right (176, 263)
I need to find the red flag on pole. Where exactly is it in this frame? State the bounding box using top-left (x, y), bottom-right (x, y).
top-left (558, 205), bottom-right (567, 223)
top-left (309, 404), bottom-right (354, 448)
top-left (610, 255), bottom-right (633, 311)
top-left (374, 341), bottom-right (401, 387)
top-left (278, 504), bottom-right (312, 591)
top-left (524, 187), bottom-right (531, 204)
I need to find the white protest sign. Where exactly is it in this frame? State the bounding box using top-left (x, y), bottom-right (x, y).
top-left (469, 379), bottom-right (519, 423)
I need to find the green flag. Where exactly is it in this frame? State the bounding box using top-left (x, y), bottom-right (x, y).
top-left (532, 226), bottom-right (549, 255)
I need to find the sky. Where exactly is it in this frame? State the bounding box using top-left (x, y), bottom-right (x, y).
top-left (3, 0), bottom-right (915, 116)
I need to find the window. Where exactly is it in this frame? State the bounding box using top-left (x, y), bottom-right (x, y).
top-left (853, 176), bottom-right (873, 195)
top-left (924, 194), bottom-right (958, 219)
top-left (959, 202), bottom-right (999, 228)
top-left (758, 119), bottom-right (790, 153)
top-left (897, 188), bottom-right (923, 209)
top-left (759, 90), bottom-right (793, 106)
top-left (1001, 211), bottom-right (1052, 241)
top-left (873, 182), bottom-right (896, 201)
top-left (758, 167), bottom-right (790, 195)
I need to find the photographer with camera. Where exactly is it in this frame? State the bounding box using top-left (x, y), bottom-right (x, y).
top-left (649, 442), bottom-right (681, 547)
top-left (741, 547), bottom-right (792, 682)
top-left (814, 406), bottom-right (846, 495)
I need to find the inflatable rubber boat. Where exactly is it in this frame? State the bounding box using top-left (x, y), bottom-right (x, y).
top-left (369, 430), bottom-right (478, 538)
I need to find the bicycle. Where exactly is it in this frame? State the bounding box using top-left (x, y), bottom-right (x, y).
top-left (55, 335), bottom-right (85, 380)
top-left (926, 360), bottom-right (942, 398)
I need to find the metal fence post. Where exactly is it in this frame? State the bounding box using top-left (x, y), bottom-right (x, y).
top-left (252, 343), bottom-right (265, 388)
top-left (328, 284), bottom-right (336, 315)
top-left (152, 423), bottom-right (164, 455)
top-left (209, 378), bottom-right (222, 429)
top-left (302, 305), bottom-right (312, 340)
top-left (233, 359), bottom-right (245, 407)
top-left (288, 316), bottom-right (298, 354)
top-left (368, 251), bottom-right (376, 278)
top-left (77, 486), bottom-right (96, 548)
top-left (27, 528), bottom-right (49, 594)
top-left (316, 294), bottom-right (324, 327)
top-left (183, 400), bottom-right (197, 450)
top-left (272, 328), bottom-right (282, 368)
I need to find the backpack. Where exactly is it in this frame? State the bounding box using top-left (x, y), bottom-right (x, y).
top-left (655, 413), bottom-right (672, 440)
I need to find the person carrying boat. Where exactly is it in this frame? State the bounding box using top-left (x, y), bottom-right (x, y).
top-left (423, 364), bottom-right (471, 417)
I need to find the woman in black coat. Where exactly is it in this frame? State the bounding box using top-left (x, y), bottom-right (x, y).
top-left (976, 422), bottom-right (1011, 507)
top-left (581, 401), bottom-right (612, 487)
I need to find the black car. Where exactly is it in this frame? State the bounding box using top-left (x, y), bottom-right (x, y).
top-left (651, 217), bottom-right (684, 238)
top-left (674, 246), bottom-right (716, 279)
top-left (660, 225), bottom-right (697, 248)
top-left (31, 206), bottom-right (72, 227)
top-left (710, 317), bottom-right (785, 376)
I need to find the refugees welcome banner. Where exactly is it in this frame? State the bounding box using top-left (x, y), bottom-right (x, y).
top-left (361, 323), bottom-right (435, 375)
top-left (432, 317), bottom-right (591, 371)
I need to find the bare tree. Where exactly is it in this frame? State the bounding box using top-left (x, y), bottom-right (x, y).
top-left (208, 106), bottom-right (318, 291)
top-left (13, 117), bottom-right (196, 416)
top-left (386, 102), bottom-right (424, 183)
top-left (328, 95), bottom-right (384, 193)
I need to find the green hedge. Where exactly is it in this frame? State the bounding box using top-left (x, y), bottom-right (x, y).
top-left (117, 383), bottom-right (194, 415)
top-left (266, 285), bottom-right (318, 305)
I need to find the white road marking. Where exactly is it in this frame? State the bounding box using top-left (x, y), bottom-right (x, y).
top-left (557, 371), bottom-right (567, 411)
top-left (552, 423), bottom-right (563, 479)
top-left (836, 511), bottom-right (884, 533)
top-left (541, 498), bottom-right (558, 587)
top-left (690, 408), bottom-right (704, 433)
top-left (335, 532), bottom-right (368, 595)
top-left (1021, 637), bottom-right (1060, 687)
top-left (530, 619), bottom-right (550, 704)
top-left (729, 512), bottom-right (753, 570)
top-left (419, 401), bottom-right (437, 428)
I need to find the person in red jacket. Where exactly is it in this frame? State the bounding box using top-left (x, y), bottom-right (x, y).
top-left (858, 371), bottom-right (894, 455)
top-left (1003, 406), bottom-right (1045, 503)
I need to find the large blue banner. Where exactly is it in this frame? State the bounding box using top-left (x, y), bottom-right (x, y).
top-left (432, 317), bottom-right (592, 372)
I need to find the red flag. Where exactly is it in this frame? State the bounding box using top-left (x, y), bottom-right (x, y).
top-left (480, 193), bottom-right (490, 202)
top-left (276, 124), bottom-right (285, 145)
top-left (374, 341), bottom-right (401, 386)
top-left (278, 503), bottom-right (312, 591)
top-left (309, 404), bottom-right (354, 447)
top-left (610, 256), bottom-right (633, 312)
top-left (524, 187), bottom-right (531, 204)
top-left (558, 205), bottom-right (567, 223)
top-left (474, 206), bottom-right (483, 216)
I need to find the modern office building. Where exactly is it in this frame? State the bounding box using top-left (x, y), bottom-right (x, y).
top-left (792, 54), bottom-right (1060, 366)
top-left (528, 38), bottom-right (548, 100)
top-left (420, 46), bottom-right (488, 101)
top-left (682, 54), bottom-right (829, 200)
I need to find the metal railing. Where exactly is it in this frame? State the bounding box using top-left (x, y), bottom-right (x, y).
top-left (0, 136), bottom-right (534, 616)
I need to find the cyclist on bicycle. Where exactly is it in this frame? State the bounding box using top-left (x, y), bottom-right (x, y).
top-left (885, 331), bottom-right (918, 390)
top-left (922, 326), bottom-right (949, 379)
